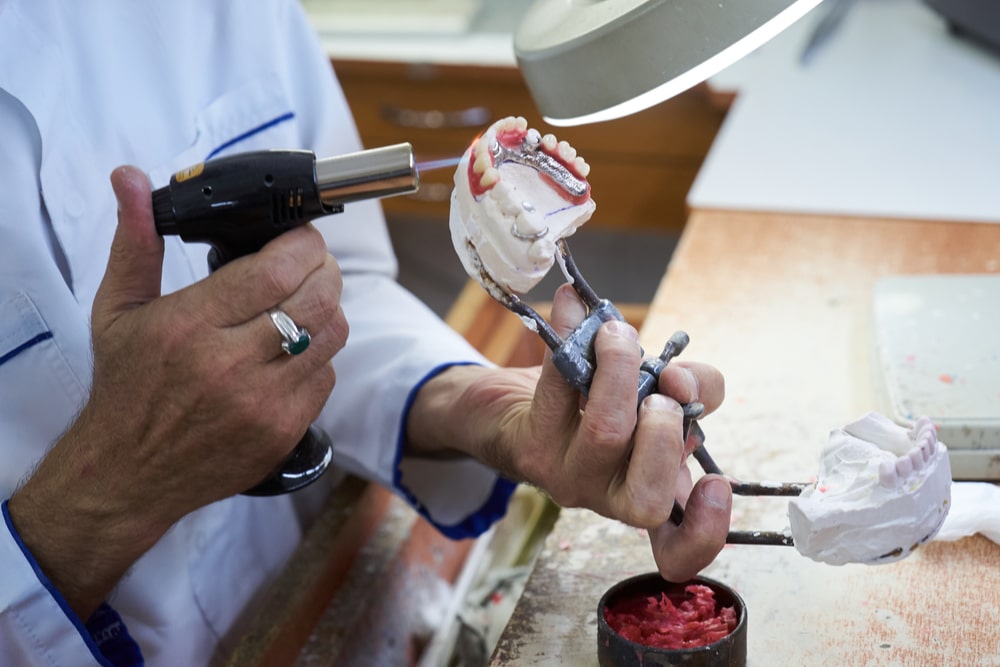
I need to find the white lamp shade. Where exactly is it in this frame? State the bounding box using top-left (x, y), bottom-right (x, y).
top-left (515, 0), bottom-right (824, 125)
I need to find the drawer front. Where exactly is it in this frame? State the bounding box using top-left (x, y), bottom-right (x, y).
top-left (586, 160), bottom-right (700, 231)
top-left (333, 60), bottom-right (723, 230)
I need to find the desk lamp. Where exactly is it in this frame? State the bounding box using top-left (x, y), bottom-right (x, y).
top-left (515, 0), bottom-right (824, 125)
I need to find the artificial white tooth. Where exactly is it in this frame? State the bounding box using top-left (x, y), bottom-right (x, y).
top-left (488, 180), bottom-right (510, 197)
top-left (918, 440), bottom-right (931, 462)
top-left (574, 157), bottom-right (591, 178)
top-left (924, 434), bottom-right (937, 455)
top-left (515, 211), bottom-right (546, 235)
top-left (480, 167), bottom-right (500, 188)
top-left (541, 133), bottom-right (558, 151)
top-left (488, 181), bottom-right (516, 212)
top-left (895, 455), bottom-right (913, 478)
top-left (879, 459), bottom-right (900, 488)
top-left (515, 116), bottom-right (528, 130)
top-left (473, 151), bottom-right (492, 174)
top-left (558, 140), bottom-right (577, 161)
top-left (503, 203), bottom-right (523, 217)
top-left (528, 239), bottom-right (555, 261)
top-left (500, 195), bottom-right (523, 217)
top-left (525, 128), bottom-right (541, 147)
top-left (916, 417), bottom-right (937, 441)
top-left (475, 137), bottom-right (492, 161)
top-left (908, 448), bottom-right (925, 471)
top-left (499, 116), bottom-right (516, 131)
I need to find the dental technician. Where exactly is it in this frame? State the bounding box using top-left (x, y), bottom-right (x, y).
top-left (0, 1), bottom-right (732, 664)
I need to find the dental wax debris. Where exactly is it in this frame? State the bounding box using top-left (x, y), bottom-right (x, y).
top-left (449, 116), bottom-right (595, 297)
top-left (788, 412), bottom-right (952, 565)
top-left (605, 584), bottom-right (737, 650)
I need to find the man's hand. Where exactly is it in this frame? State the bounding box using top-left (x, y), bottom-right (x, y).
top-left (407, 284), bottom-right (730, 582)
top-left (8, 166), bottom-right (348, 618)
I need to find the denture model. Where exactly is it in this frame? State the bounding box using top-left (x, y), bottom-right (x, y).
top-left (449, 115), bottom-right (620, 397)
top-left (448, 116), bottom-right (699, 415)
top-left (447, 118), bottom-right (821, 553)
top-left (788, 412), bottom-right (952, 565)
top-left (449, 115), bottom-right (595, 301)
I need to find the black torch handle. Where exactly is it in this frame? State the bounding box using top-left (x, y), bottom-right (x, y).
top-left (152, 150), bottom-right (334, 265)
top-left (153, 150), bottom-right (335, 496)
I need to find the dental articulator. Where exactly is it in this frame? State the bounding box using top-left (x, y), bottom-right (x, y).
top-left (447, 117), bottom-right (953, 564)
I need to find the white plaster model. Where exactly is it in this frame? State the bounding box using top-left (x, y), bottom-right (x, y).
top-left (449, 116), bottom-right (595, 298)
top-left (788, 412), bottom-right (951, 565)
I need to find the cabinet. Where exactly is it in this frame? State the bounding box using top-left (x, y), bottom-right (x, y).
top-left (331, 59), bottom-right (726, 231)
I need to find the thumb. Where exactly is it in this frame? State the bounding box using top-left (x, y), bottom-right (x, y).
top-left (95, 166), bottom-right (165, 320)
top-left (547, 282), bottom-right (588, 340)
top-left (533, 283), bottom-right (588, 413)
top-left (650, 474), bottom-right (731, 582)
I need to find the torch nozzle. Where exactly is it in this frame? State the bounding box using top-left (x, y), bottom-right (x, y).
top-left (315, 142), bottom-right (418, 207)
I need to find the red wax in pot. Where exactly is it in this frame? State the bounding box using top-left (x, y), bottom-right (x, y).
top-left (604, 583), bottom-right (737, 650)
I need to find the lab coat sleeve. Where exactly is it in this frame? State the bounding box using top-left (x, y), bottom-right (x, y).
top-left (0, 502), bottom-right (112, 666)
top-left (319, 272), bottom-right (518, 539)
top-left (275, 0), bottom-right (517, 538)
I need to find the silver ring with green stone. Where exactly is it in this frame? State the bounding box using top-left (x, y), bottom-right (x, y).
top-left (268, 308), bottom-right (311, 356)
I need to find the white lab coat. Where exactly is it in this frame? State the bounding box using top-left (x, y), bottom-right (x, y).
top-left (0, 1), bottom-right (514, 664)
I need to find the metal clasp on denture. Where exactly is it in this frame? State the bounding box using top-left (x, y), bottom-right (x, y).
top-left (489, 140), bottom-right (588, 198)
top-left (511, 201), bottom-right (548, 241)
top-left (511, 224), bottom-right (549, 241)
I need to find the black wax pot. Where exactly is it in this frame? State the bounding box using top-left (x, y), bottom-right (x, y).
top-left (597, 573), bottom-right (747, 667)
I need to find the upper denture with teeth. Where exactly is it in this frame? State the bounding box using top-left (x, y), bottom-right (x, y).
top-left (787, 412), bottom-right (952, 565)
top-left (449, 116), bottom-right (595, 298)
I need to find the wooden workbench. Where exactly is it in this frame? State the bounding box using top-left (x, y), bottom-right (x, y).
top-left (490, 210), bottom-right (1000, 666)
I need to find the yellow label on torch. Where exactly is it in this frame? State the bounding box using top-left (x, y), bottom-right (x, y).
top-left (174, 162), bottom-right (204, 183)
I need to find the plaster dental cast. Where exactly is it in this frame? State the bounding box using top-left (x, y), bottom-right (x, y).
top-left (788, 412), bottom-right (951, 565)
top-left (450, 115), bottom-right (595, 300)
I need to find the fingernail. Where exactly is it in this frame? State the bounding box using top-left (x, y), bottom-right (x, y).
top-left (604, 320), bottom-right (638, 342)
top-left (644, 393), bottom-right (683, 414)
top-left (680, 367), bottom-right (699, 401)
top-left (703, 477), bottom-right (731, 509)
top-left (687, 424), bottom-right (706, 448)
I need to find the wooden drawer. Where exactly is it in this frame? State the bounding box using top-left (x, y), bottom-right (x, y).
top-left (331, 59), bottom-right (725, 231)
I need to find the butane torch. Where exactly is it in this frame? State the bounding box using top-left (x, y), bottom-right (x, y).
top-left (151, 143), bottom-right (419, 497)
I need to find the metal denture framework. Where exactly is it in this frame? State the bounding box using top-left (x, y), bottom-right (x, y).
top-left (490, 136), bottom-right (589, 200)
